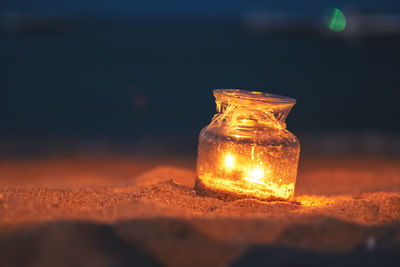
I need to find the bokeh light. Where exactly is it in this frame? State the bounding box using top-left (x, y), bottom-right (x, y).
top-left (324, 8), bottom-right (346, 32)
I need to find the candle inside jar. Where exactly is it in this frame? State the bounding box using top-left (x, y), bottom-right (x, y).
top-left (245, 168), bottom-right (268, 185)
top-left (224, 154), bottom-right (235, 168)
top-left (195, 89), bottom-right (300, 201)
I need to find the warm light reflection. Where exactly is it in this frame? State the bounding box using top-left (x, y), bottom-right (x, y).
top-left (195, 89), bottom-right (300, 201)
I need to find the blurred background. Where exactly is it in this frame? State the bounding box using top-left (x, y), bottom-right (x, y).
top-left (1, 0), bottom-right (400, 159)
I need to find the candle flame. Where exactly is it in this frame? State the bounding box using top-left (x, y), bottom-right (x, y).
top-left (244, 168), bottom-right (267, 185)
top-left (224, 154), bottom-right (235, 168)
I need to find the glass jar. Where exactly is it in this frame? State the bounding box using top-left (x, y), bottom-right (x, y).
top-left (195, 89), bottom-right (300, 201)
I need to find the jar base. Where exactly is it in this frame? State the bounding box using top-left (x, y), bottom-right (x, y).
top-left (194, 176), bottom-right (296, 203)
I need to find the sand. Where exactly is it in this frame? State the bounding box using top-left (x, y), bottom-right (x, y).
top-left (1, 156), bottom-right (400, 266)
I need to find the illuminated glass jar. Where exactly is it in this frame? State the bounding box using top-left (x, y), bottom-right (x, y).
top-left (195, 89), bottom-right (300, 201)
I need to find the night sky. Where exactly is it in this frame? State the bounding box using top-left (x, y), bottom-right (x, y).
top-left (1, 0), bottom-right (400, 155)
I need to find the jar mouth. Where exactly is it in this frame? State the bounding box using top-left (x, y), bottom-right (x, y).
top-left (213, 89), bottom-right (296, 105)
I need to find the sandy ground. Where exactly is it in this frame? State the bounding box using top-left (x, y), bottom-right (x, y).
top-left (1, 156), bottom-right (400, 266)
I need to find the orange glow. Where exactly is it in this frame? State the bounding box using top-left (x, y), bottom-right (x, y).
top-left (297, 195), bottom-right (340, 207)
top-left (195, 89), bottom-right (300, 201)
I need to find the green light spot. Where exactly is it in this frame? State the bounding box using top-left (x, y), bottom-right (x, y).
top-left (325, 8), bottom-right (346, 32)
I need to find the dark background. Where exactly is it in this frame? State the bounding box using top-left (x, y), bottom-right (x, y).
top-left (1, 0), bottom-right (400, 157)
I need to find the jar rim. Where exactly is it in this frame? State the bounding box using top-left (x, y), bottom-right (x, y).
top-left (213, 89), bottom-right (296, 105)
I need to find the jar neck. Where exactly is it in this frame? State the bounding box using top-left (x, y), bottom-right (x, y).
top-left (210, 89), bottom-right (296, 136)
top-left (213, 102), bottom-right (289, 130)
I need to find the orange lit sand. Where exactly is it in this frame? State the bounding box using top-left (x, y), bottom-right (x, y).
top-left (1, 156), bottom-right (400, 266)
